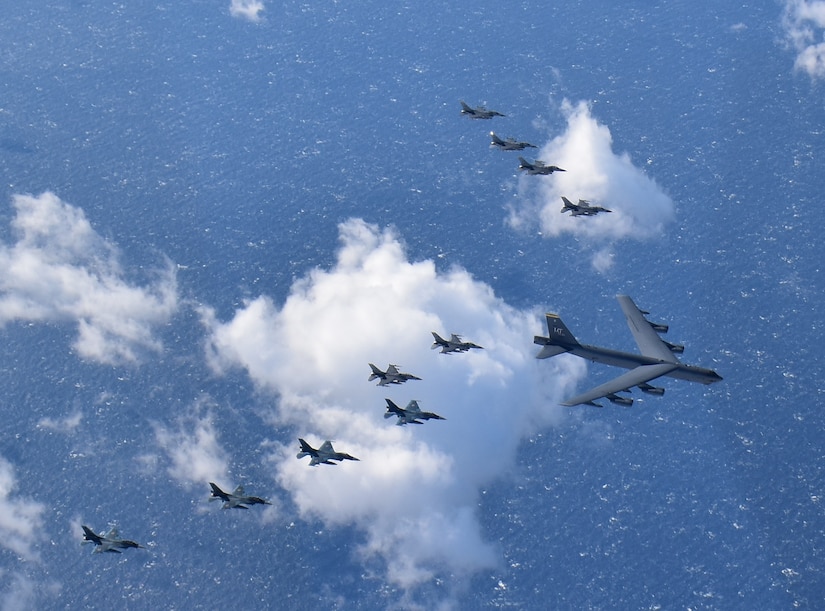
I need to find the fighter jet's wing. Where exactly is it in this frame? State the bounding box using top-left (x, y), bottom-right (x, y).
top-left (561, 363), bottom-right (677, 406)
top-left (616, 295), bottom-right (679, 363)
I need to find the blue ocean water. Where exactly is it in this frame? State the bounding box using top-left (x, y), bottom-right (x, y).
top-left (0, 1), bottom-right (823, 608)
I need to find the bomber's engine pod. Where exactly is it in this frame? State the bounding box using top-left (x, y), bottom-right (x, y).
top-left (664, 341), bottom-right (684, 354)
top-left (606, 393), bottom-right (634, 406)
top-left (639, 384), bottom-right (665, 396)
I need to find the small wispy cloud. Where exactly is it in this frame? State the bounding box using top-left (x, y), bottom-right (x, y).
top-left (229, 0), bottom-right (265, 22)
top-left (202, 218), bottom-right (584, 591)
top-left (508, 100), bottom-right (675, 271)
top-left (0, 192), bottom-right (178, 365)
top-left (153, 399), bottom-right (230, 491)
top-left (782, 0), bottom-right (825, 79)
top-left (36, 412), bottom-right (83, 434)
top-left (0, 457), bottom-right (45, 561)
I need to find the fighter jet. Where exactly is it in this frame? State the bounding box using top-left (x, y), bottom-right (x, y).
top-left (560, 196), bottom-right (612, 216)
top-left (431, 332), bottom-right (484, 354)
top-left (460, 100), bottom-right (505, 119)
top-left (489, 131), bottom-right (537, 151)
top-left (297, 439), bottom-right (360, 466)
top-left (384, 398), bottom-right (445, 426)
top-left (517, 157), bottom-right (566, 175)
top-left (534, 295), bottom-right (722, 407)
top-left (208, 483), bottom-right (271, 509)
top-left (368, 363), bottom-right (422, 386)
top-left (81, 525), bottom-right (143, 554)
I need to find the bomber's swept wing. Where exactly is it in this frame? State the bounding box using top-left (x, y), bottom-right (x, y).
top-left (617, 295), bottom-right (679, 363)
top-left (534, 295), bottom-right (722, 407)
top-left (560, 363), bottom-right (677, 407)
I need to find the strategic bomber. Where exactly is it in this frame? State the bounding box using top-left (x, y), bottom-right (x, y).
top-left (534, 295), bottom-right (722, 407)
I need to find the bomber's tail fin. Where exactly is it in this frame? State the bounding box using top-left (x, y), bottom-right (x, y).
top-left (534, 313), bottom-right (580, 358)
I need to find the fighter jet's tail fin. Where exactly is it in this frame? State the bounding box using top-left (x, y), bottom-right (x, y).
top-left (534, 313), bottom-right (580, 358)
top-left (367, 363), bottom-right (382, 381)
top-left (431, 332), bottom-right (446, 349)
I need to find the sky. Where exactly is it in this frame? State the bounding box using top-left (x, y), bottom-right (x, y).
top-left (0, 1), bottom-right (824, 609)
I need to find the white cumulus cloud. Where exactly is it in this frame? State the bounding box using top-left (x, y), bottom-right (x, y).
top-left (782, 0), bottom-right (825, 79)
top-left (229, 0), bottom-right (265, 22)
top-left (202, 218), bottom-right (584, 589)
top-left (0, 192), bottom-right (178, 365)
top-left (508, 100), bottom-right (675, 271)
top-left (0, 458), bottom-right (45, 561)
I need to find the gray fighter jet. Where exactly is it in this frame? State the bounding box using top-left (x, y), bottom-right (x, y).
top-left (460, 100), bottom-right (505, 119)
top-left (489, 131), bottom-right (537, 151)
top-left (297, 439), bottom-right (360, 466)
top-left (534, 295), bottom-right (722, 407)
top-left (517, 157), bottom-right (566, 175)
top-left (81, 525), bottom-right (143, 554)
top-left (431, 332), bottom-right (484, 354)
top-left (384, 398), bottom-right (445, 425)
top-left (560, 196), bottom-right (612, 216)
top-left (368, 363), bottom-right (422, 386)
top-left (208, 482), bottom-right (271, 509)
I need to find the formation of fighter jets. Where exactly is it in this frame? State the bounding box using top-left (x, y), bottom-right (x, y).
top-left (465, 101), bottom-right (616, 217)
top-left (534, 295), bottom-right (722, 407)
top-left (294, 329), bottom-right (477, 466)
top-left (78, 100), bottom-right (722, 560)
top-left (463, 100), bottom-right (564, 177)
